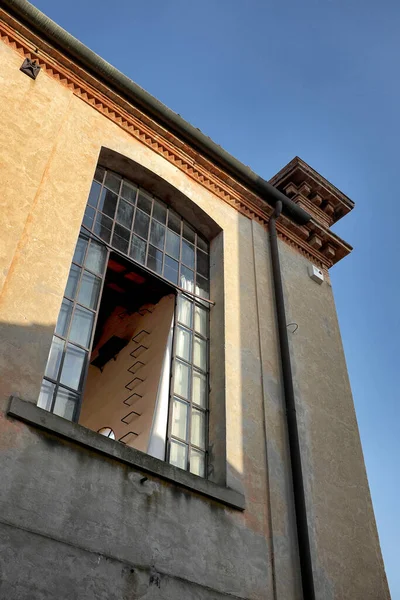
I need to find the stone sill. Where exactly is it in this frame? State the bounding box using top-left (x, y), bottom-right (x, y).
top-left (7, 397), bottom-right (245, 511)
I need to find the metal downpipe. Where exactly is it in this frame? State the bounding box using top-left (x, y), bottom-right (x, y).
top-left (269, 201), bottom-right (316, 600)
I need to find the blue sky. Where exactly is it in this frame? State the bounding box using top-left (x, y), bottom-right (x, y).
top-left (33, 0), bottom-right (399, 595)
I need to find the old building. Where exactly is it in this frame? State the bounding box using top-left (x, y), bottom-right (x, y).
top-left (0, 1), bottom-right (390, 599)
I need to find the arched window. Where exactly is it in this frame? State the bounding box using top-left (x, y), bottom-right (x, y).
top-left (37, 166), bottom-right (210, 477)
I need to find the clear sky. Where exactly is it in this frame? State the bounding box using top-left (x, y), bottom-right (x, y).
top-left (32, 0), bottom-right (399, 595)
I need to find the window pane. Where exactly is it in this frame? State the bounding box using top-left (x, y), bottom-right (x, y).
top-left (183, 223), bottom-right (195, 244)
top-left (55, 299), bottom-right (73, 337)
top-left (77, 271), bottom-right (101, 309)
top-left (65, 264), bottom-right (81, 299)
top-left (169, 440), bottom-right (187, 470)
top-left (193, 336), bottom-right (207, 371)
top-left (152, 200), bottom-right (167, 224)
top-left (44, 336), bottom-right (64, 380)
top-left (37, 379), bottom-right (56, 412)
top-left (147, 245), bottom-right (162, 274)
top-left (167, 211), bottom-right (181, 235)
top-left (177, 295), bottom-right (192, 328)
top-left (53, 387), bottom-right (78, 421)
top-left (104, 171), bottom-right (121, 194)
top-left (116, 198), bottom-right (134, 229)
top-left (195, 274), bottom-right (209, 299)
top-left (121, 181), bottom-right (137, 204)
top-left (112, 223), bottom-right (130, 254)
top-left (165, 230), bottom-right (180, 260)
top-left (164, 256), bottom-right (178, 285)
top-left (130, 235), bottom-right (146, 265)
top-left (197, 236), bottom-right (208, 252)
top-left (98, 188), bottom-right (118, 219)
top-left (133, 209), bottom-right (150, 239)
top-left (182, 240), bottom-right (195, 269)
top-left (171, 398), bottom-right (188, 441)
top-left (194, 305), bottom-right (207, 337)
top-left (85, 240), bottom-right (107, 276)
top-left (180, 265), bottom-right (194, 293)
top-left (192, 370), bottom-right (207, 408)
top-left (87, 181), bottom-right (101, 208)
top-left (60, 344), bottom-right (87, 390)
top-left (196, 249), bottom-right (209, 278)
top-left (191, 409), bottom-right (206, 449)
top-left (173, 360), bottom-right (190, 399)
top-left (94, 213), bottom-right (113, 243)
top-left (73, 235), bottom-right (88, 265)
top-left (94, 165), bottom-right (105, 184)
top-left (190, 448), bottom-right (205, 477)
top-left (69, 305), bottom-right (94, 348)
top-left (83, 206), bottom-right (95, 229)
top-left (150, 220), bottom-right (165, 250)
top-left (137, 192), bottom-right (152, 214)
top-left (175, 326), bottom-right (192, 362)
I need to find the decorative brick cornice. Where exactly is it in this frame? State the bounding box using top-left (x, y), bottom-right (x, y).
top-left (0, 10), bottom-right (351, 268)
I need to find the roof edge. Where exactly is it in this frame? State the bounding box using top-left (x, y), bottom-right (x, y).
top-left (2, 0), bottom-right (310, 226)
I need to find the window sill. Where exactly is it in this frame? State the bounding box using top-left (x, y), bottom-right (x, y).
top-left (7, 397), bottom-right (245, 511)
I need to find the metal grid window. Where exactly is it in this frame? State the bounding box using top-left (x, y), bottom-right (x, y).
top-left (38, 166), bottom-right (210, 478)
top-left (37, 233), bottom-right (108, 421)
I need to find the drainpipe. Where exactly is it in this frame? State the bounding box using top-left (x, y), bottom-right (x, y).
top-left (269, 201), bottom-right (316, 600)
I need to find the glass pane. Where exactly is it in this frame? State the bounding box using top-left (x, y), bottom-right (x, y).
top-left (130, 235), bottom-right (146, 265)
top-left (65, 264), bottom-right (81, 299)
top-left (182, 240), bottom-right (195, 268)
top-left (44, 336), bottom-right (64, 380)
top-left (147, 245), bottom-right (162, 274)
top-left (192, 370), bottom-right (207, 408)
top-left (85, 240), bottom-right (107, 276)
top-left (196, 249), bottom-right (209, 278)
top-left (60, 344), bottom-right (87, 390)
top-left (183, 223), bottom-right (195, 244)
top-left (191, 409), bottom-right (206, 449)
top-left (175, 326), bottom-right (192, 362)
top-left (165, 230), bottom-right (180, 260)
top-left (83, 206), bottom-right (95, 229)
top-left (150, 220), bottom-right (165, 250)
top-left (37, 379), bottom-right (56, 412)
top-left (73, 235), bottom-right (88, 265)
top-left (121, 180), bottom-right (137, 204)
top-left (177, 295), bottom-right (192, 327)
top-left (87, 181), bottom-right (101, 208)
top-left (197, 236), bottom-right (208, 252)
top-left (98, 188), bottom-right (118, 219)
top-left (193, 336), bottom-right (207, 371)
top-left (190, 448), bottom-right (205, 477)
top-left (171, 398), bottom-right (188, 441)
top-left (55, 299), bottom-right (73, 337)
top-left (104, 171), bottom-right (121, 194)
top-left (195, 274), bottom-right (209, 299)
top-left (69, 305), bottom-right (94, 348)
top-left (137, 192), bottom-right (152, 214)
top-left (167, 211), bottom-right (181, 235)
top-left (77, 271), bottom-right (101, 309)
top-left (174, 360), bottom-right (190, 399)
top-left (194, 305), bottom-right (207, 337)
top-left (116, 198), bottom-right (134, 229)
top-left (53, 387), bottom-right (78, 421)
top-left (94, 166), bottom-right (105, 184)
top-left (133, 209), bottom-right (150, 239)
top-left (163, 256), bottom-right (178, 284)
top-left (169, 440), bottom-right (187, 470)
top-left (152, 200), bottom-right (167, 224)
top-left (112, 223), bottom-right (130, 254)
top-left (94, 213), bottom-right (113, 243)
top-left (180, 265), bottom-right (194, 293)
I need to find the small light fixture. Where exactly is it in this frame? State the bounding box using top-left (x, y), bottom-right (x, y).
top-left (20, 57), bottom-right (41, 80)
top-left (98, 427), bottom-right (116, 440)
